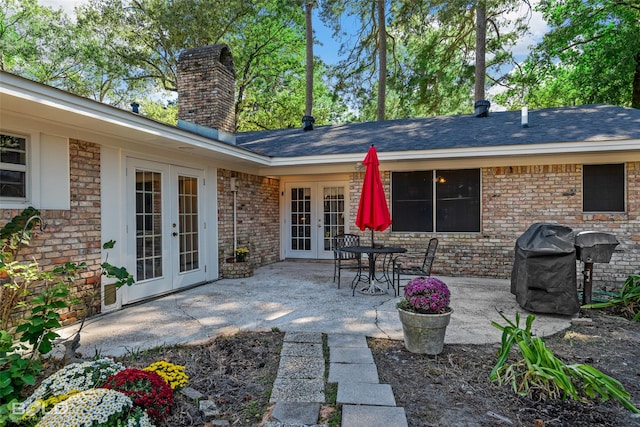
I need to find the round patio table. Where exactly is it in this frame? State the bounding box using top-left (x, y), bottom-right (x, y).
top-left (341, 246), bottom-right (407, 295)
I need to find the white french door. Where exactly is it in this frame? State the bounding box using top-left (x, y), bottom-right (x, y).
top-left (124, 159), bottom-right (206, 303)
top-left (284, 181), bottom-right (349, 259)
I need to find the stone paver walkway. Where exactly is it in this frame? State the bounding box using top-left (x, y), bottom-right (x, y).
top-left (266, 331), bottom-right (408, 427)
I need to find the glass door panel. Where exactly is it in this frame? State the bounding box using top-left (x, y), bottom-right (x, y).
top-left (290, 187), bottom-right (312, 251)
top-left (178, 175), bottom-right (199, 272)
top-left (136, 170), bottom-right (163, 281)
top-left (125, 159), bottom-right (205, 304)
top-left (323, 186), bottom-right (345, 251)
top-left (171, 167), bottom-right (205, 288)
top-left (285, 182), bottom-right (349, 259)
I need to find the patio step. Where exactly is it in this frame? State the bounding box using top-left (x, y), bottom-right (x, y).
top-left (266, 331), bottom-right (407, 427)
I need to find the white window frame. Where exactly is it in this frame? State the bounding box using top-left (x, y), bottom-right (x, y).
top-left (0, 131), bottom-right (29, 203)
top-left (0, 128), bottom-right (70, 210)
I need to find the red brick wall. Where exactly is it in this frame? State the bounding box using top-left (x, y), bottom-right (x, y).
top-left (177, 45), bottom-right (236, 133)
top-left (217, 170), bottom-right (280, 269)
top-left (349, 163), bottom-right (640, 288)
top-left (0, 139), bottom-right (102, 326)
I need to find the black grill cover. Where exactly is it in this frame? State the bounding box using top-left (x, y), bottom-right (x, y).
top-left (510, 223), bottom-right (579, 315)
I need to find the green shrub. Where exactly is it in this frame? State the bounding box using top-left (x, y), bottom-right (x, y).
top-left (490, 311), bottom-right (639, 413)
top-left (582, 273), bottom-right (640, 321)
top-left (0, 209), bottom-right (134, 427)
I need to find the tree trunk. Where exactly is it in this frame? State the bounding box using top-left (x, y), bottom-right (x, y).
top-left (633, 52), bottom-right (640, 109)
top-left (474, 0), bottom-right (486, 102)
top-left (377, 0), bottom-right (386, 121)
top-left (305, 0), bottom-right (314, 116)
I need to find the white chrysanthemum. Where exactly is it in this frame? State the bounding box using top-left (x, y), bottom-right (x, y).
top-left (125, 409), bottom-right (155, 427)
top-left (36, 388), bottom-right (132, 427)
top-left (21, 358), bottom-right (125, 415)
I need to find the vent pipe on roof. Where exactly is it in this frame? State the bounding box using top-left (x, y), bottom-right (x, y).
top-left (302, 115), bottom-right (315, 131)
top-left (131, 102), bottom-right (140, 114)
top-left (474, 100), bottom-right (490, 117)
top-left (521, 106), bottom-right (529, 128)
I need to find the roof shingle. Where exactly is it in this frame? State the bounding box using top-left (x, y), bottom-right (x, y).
top-left (236, 105), bottom-right (640, 157)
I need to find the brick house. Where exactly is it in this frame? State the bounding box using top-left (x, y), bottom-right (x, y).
top-left (2, 44), bottom-right (640, 319)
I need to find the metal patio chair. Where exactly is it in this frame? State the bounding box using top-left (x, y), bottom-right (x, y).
top-left (392, 237), bottom-right (438, 296)
top-left (332, 233), bottom-right (362, 289)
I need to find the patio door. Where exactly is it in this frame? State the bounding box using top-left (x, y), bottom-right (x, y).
top-left (284, 182), bottom-right (349, 259)
top-left (124, 159), bottom-right (206, 303)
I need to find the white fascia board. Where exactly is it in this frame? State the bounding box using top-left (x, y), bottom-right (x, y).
top-left (1, 73), bottom-right (269, 166)
top-left (379, 139), bottom-right (640, 161)
top-left (266, 139), bottom-right (640, 167)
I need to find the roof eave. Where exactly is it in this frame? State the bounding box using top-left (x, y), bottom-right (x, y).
top-left (0, 72), bottom-right (270, 167)
top-left (265, 139), bottom-right (640, 168)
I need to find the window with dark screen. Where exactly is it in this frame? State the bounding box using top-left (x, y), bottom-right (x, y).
top-left (583, 164), bottom-right (625, 212)
top-left (392, 169), bottom-right (480, 232)
top-left (392, 171), bottom-right (433, 232)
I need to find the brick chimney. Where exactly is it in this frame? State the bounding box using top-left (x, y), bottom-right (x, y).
top-left (177, 44), bottom-right (236, 134)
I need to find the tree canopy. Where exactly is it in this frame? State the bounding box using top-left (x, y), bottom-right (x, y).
top-left (496, 0), bottom-right (640, 109)
top-left (318, 0), bottom-right (531, 120)
top-left (1, 0), bottom-right (638, 133)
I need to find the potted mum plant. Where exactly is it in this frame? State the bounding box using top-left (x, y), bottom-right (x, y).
top-left (397, 276), bottom-right (452, 355)
top-left (235, 246), bottom-right (249, 262)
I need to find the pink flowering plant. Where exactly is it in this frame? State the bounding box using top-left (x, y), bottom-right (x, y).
top-left (397, 276), bottom-right (451, 314)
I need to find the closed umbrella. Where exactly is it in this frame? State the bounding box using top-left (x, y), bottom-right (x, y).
top-left (356, 144), bottom-right (392, 246)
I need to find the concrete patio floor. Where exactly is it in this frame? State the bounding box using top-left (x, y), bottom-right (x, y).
top-left (55, 260), bottom-right (573, 358)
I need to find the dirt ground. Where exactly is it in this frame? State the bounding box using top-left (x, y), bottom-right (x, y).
top-left (370, 308), bottom-right (640, 427)
top-left (114, 307), bottom-right (639, 427)
top-left (28, 308), bottom-right (639, 427)
top-left (123, 331), bottom-right (285, 427)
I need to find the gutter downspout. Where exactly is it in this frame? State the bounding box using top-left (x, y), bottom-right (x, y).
top-left (231, 177), bottom-right (238, 258)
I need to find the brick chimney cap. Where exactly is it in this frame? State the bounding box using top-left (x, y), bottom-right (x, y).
top-left (178, 44), bottom-right (235, 76)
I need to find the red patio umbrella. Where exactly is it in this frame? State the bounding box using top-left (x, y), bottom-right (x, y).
top-left (356, 145), bottom-right (392, 245)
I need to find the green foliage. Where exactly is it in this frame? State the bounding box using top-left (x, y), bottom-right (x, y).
top-left (320, 0), bottom-right (528, 119)
top-left (102, 240), bottom-right (135, 289)
top-left (582, 273), bottom-right (640, 321)
top-left (490, 311), bottom-right (639, 413)
top-left (1, 0), bottom-right (345, 130)
top-left (0, 210), bottom-right (135, 426)
top-left (0, 330), bottom-right (41, 426)
top-left (0, 207), bottom-right (41, 264)
top-left (0, 207), bottom-right (43, 330)
top-left (0, 206), bottom-right (40, 243)
top-left (0, 261), bottom-right (82, 426)
top-left (15, 279), bottom-right (75, 355)
top-left (137, 99), bottom-right (178, 125)
top-left (498, 0), bottom-right (640, 109)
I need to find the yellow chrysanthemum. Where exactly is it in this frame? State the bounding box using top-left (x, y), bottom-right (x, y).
top-left (143, 361), bottom-right (189, 390)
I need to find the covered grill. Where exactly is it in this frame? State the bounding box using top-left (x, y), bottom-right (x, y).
top-left (511, 223), bottom-right (579, 315)
top-left (511, 224), bottom-right (619, 314)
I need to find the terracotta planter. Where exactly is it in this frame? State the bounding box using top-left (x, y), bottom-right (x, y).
top-left (397, 307), bottom-right (453, 355)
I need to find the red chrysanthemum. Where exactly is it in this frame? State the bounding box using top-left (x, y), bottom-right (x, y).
top-left (103, 368), bottom-right (173, 421)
